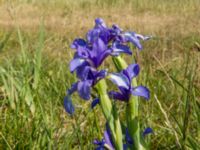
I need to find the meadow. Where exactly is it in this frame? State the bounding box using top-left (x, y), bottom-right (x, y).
top-left (0, 0), bottom-right (200, 149)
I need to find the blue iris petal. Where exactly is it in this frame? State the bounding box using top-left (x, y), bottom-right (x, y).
top-left (125, 129), bottom-right (134, 144)
top-left (126, 64), bottom-right (140, 80)
top-left (108, 91), bottom-right (126, 101)
top-left (108, 73), bottom-right (130, 89)
top-left (124, 32), bottom-right (143, 50)
top-left (112, 24), bottom-right (122, 34)
top-left (131, 86), bottom-right (150, 100)
top-left (104, 129), bottom-right (114, 150)
top-left (135, 34), bottom-right (152, 41)
top-left (77, 80), bottom-right (92, 100)
top-left (71, 38), bottom-right (86, 49)
top-left (143, 127), bottom-right (153, 137)
top-left (76, 65), bottom-right (91, 80)
top-left (69, 58), bottom-right (85, 72)
top-left (91, 98), bottom-right (100, 109)
top-left (64, 95), bottom-right (75, 115)
top-left (95, 18), bottom-right (107, 28)
top-left (112, 44), bottom-right (132, 55)
top-left (67, 82), bottom-right (78, 95)
top-left (91, 38), bottom-right (107, 59)
top-left (97, 49), bottom-right (112, 67)
top-left (94, 70), bottom-right (107, 79)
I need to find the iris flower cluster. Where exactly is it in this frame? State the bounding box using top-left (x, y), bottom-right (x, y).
top-left (64, 18), bottom-right (152, 150)
top-left (94, 125), bottom-right (153, 150)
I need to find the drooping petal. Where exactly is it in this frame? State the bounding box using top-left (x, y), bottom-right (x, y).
top-left (69, 58), bottom-right (85, 72)
top-left (93, 70), bottom-right (107, 83)
top-left (77, 80), bottom-right (92, 100)
top-left (108, 91), bottom-right (126, 101)
top-left (64, 95), bottom-right (75, 115)
top-left (125, 64), bottom-right (140, 80)
top-left (143, 127), bottom-right (153, 137)
top-left (76, 65), bottom-right (91, 80)
top-left (135, 34), bottom-right (152, 41)
top-left (112, 24), bottom-right (122, 35)
top-left (111, 44), bottom-right (132, 55)
top-left (124, 32), bottom-right (142, 50)
top-left (91, 98), bottom-right (100, 109)
top-left (108, 73), bottom-right (130, 89)
top-left (118, 86), bottom-right (130, 100)
top-left (67, 82), bottom-right (78, 95)
top-left (71, 38), bottom-right (86, 49)
top-left (131, 86), bottom-right (150, 99)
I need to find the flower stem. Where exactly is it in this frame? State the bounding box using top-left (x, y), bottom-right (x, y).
top-left (112, 56), bottom-right (146, 150)
top-left (96, 79), bottom-right (123, 150)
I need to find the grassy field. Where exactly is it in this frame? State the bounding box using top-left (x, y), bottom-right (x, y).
top-left (0, 0), bottom-right (200, 149)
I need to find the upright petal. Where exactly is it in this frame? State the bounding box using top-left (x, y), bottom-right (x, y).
top-left (64, 95), bottom-right (75, 115)
top-left (125, 64), bottom-right (140, 80)
top-left (87, 29), bottom-right (99, 43)
top-left (69, 58), bottom-right (85, 72)
top-left (77, 80), bottom-right (92, 100)
top-left (108, 73), bottom-right (130, 89)
top-left (95, 18), bottom-right (107, 28)
top-left (93, 38), bottom-right (107, 54)
top-left (97, 49), bottom-right (112, 67)
top-left (131, 86), bottom-right (150, 100)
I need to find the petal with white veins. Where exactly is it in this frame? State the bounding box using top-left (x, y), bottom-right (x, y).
top-left (108, 73), bottom-right (130, 89)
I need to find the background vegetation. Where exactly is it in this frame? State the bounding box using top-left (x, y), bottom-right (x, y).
top-left (0, 0), bottom-right (199, 149)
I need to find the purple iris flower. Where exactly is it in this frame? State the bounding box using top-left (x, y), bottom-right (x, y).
top-left (87, 18), bottom-right (151, 50)
top-left (108, 64), bottom-right (150, 101)
top-left (93, 125), bottom-right (137, 150)
top-left (93, 124), bottom-right (115, 150)
top-left (64, 18), bottom-right (150, 114)
top-left (93, 127), bottom-right (153, 150)
top-left (93, 130), bottom-right (114, 150)
top-left (70, 38), bottom-right (132, 69)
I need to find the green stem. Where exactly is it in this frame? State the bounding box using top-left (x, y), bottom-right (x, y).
top-left (96, 79), bottom-right (123, 150)
top-left (112, 56), bottom-right (146, 150)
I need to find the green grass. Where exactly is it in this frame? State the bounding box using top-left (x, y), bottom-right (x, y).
top-left (0, 0), bottom-right (200, 149)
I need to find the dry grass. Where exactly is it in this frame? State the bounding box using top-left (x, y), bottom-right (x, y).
top-left (0, 1), bottom-right (199, 37)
